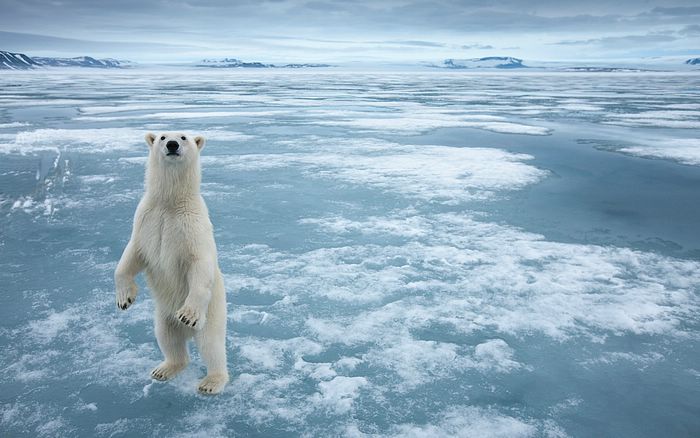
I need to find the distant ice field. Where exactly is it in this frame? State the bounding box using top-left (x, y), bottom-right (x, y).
top-left (1, 70), bottom-right (699, 437)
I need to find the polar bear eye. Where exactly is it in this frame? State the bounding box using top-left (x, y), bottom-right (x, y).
top-left (181, 136), bottom-right (186, 141)
top-left (160, 136), bottom-right (165, 141)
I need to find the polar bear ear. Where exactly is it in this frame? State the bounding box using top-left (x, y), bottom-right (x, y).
top-left (145, 133), bottom-right (156, 148)
top-left (194, 135), bottom-right (206, 150)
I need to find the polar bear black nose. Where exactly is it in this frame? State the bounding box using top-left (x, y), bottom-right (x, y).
top-left (166, 141), bottom-right (179, 153)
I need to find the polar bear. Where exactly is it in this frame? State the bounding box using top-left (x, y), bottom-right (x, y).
top-left (114, 132), bottom-right (228, 394)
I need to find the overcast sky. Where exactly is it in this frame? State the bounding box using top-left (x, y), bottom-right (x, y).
top-left (1, 0), bottom-right (699, 63)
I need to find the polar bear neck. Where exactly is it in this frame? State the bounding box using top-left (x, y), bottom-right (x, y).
top-left (144, 156), bottom-right (202, 206)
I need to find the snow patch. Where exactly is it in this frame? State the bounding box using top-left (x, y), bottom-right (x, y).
top-left (0, 127), bottom-right (252, 155)
top-left (213, 137), bottom-right (547, 203)
top-left (312, 376), bottom-right (368, 414)
top-left (617, 138), bottom-right (700, 166)
top-left (388, 406), bottom-right (538, 438)
top-left (474, 339), bottom-right (523, 373)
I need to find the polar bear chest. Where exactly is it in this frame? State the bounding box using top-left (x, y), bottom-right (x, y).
top-left (136, 207), bottom-right (197, 276)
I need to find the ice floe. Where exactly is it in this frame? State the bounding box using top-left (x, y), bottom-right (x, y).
top-left (206, 137), bottom-right (547, 203)
top-left (617, 138), bottom-right (700, 166)
top-left (0, 127), bottom-right (252, 156)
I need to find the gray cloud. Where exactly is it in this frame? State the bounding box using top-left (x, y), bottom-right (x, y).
top-left (679, 24), bottom-right (700, 36)
top-left (0, 31), bottom-right (202, 53)
top-left (1, 0), bottom-right (699, 62)
top-left (648, 6), bottom-right (700, 16)
top-left (461, 44), bottom-right (495, 50)
top-left (553, 33), bottom-right (679, 47)
top-left (381, 40), bottom-right (447, 48)
top-left (3, 0), bottom-right (695, 35)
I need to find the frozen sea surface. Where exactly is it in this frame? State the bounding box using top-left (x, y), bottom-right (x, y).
top-left (1, 70), bottom-right (700, 437)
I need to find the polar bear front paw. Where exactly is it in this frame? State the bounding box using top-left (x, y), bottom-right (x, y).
top-left (115, 280), bottom-right (138, 310)
top-left (151, 361), bottom-right (187, 381)
top-left (198, 373), bottom-right (229, 395)
top-left (175, 305), bottom-right (205, 329)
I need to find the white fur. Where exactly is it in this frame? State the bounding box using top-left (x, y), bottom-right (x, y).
top-left (115, 131), bottom-right (228, 394)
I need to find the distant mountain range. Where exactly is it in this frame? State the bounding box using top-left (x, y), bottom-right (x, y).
top-left (436, 57), bottom-right (526, 69)
top-left (197, 58), bottom-right (332, 68)
top-left (33, 56), bottom-right (128, 68)
top-left (2, 49), bottom-right (700, 71)
top-left (0, 50), bottom-right (131, 69)
top-left (431, 56), bottom-right (700, 71)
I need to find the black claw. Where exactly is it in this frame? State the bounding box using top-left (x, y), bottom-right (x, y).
top-left (127, 298), bottom-right (133, 303)
top-left (192, 321), bottom-right (196, 327)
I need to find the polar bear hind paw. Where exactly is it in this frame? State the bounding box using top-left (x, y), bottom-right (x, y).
top-left (198, 373), bottom-right (229, 395)
top-left (151, 361), bottom-right (187, 381)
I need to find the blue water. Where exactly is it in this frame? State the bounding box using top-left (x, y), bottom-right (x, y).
top-left (1, 70), bottom-right (699, 437)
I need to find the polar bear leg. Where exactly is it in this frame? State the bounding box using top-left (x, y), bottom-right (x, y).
top-left (195, 281), bottom-right (228, 394)
top-left (151, 312), bottom-right (190, 381)
top-left (195, 328), bottom-right (228, 394)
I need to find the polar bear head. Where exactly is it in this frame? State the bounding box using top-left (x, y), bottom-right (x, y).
top-left (145, 132), bottom-right (205, 164)
top-left (143, 132), bottom-right (206, 198)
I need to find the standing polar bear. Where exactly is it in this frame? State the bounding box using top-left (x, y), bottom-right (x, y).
top-left (115, 132), bottom-right (228, 394)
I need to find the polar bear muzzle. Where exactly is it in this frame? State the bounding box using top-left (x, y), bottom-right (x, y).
top-left (166, 140), bottom-right (180, 156)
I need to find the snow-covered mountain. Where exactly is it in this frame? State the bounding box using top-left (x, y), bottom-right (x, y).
top-left (686, 58), bottom-right (700, 65)
top-left (439, 57), bottom-right (526, 69)
top-left (0, 50), bottom-right (132, 69)
top-left (0, 51), bottom-right (42, 69)
top-left (33, 56), bottom-right (131, 68)
top-left (199, 58), bottom-right (271, 68)
top-left (198, 58), bottom-right (331, 68)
